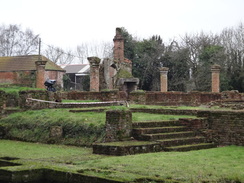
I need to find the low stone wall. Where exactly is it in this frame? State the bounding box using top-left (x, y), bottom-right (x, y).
top-left (131, 108), bottom-right (198, 115)
top-left (0, 168), bottom-right (124, 183)
top-left (4, 93), bottom-right (19, 108)
top-left (25, 98), bottom-right (124, 110)
top-left (179, 118), bottom-right (209, 130)
top-left (61, 90), bottom-right (126, 101)
top-left (197, 110), bottom-right (244, 146)
top-left (128, 92), bottom-right (146, 104)
top-left (19, 90), bottom-right (56, 108)
top-left (221, 90), bottom-right (243, 100)
top-left (209, 99), bottom-right (244, 110)
top-left (130, 91), bottom-right (243, 106)
top-left (1, 89), bottom-right (243, 111)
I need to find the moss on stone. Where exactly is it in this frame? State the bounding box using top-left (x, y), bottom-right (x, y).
top-left (116, 69), bottom-right (133, 78)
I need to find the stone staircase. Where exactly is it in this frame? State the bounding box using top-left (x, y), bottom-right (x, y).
top-left (93, 119), bottom-right (216, 155)
top-left (132, 120), bottom-right (216, 152)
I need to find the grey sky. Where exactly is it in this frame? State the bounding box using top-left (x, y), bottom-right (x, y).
top-left (1, 0), bottom-right (244, 49)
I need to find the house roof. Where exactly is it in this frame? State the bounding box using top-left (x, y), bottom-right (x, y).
top-left (62, 64), bottom-right (90, 74)
top-left (0, 55), bottom-right (65, 72)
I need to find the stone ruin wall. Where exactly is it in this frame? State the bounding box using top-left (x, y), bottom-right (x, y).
top-left (197, 110), bottom-right (244, 146)
top-left (0, 89), bottom-right (243, 110)
top-left (129, 91), bottom-right (243, 106)
top-left (1, 90), bottom-right (243, 147)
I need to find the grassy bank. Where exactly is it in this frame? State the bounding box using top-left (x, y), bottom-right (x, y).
top-left (0, 140), bottom-right (243, 182)
top-left (0, 85), bottom-right (44, 96)
top-left (0, 107), bottom-right (195, 146)
top-left (0, 109), bottom-right (106, 146)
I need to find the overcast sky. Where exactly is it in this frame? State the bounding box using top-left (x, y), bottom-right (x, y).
top-left (1, 0), bottom-right (244, 50)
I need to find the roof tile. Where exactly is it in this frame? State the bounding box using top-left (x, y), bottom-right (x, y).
top-left (0, 55), bottom-right (65, 72)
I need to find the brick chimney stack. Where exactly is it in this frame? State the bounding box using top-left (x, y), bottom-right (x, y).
top-left (211, 64), bottom-right (221, 93)
top-left (35, 58), bottom-right (47, 89)
top-left (113, 28), bottom-right (124, 63)
top-left (160, 67), bottom-right (169, 92)
top-left (88, 57), bottom-right (101, 92)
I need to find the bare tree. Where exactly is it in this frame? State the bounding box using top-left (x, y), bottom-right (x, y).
top-left (0, 24), bottom-right (39, 56)
top-left (76, 41), bottom-right (113, 63)
top-left (43, 45), bottom-right (75, 65)
top-left (220, 23), bottom-right (244, 66)
top-left (180, 32), bottom-right (221, 90)
top-left (219, 22), bottom-right (244, 91)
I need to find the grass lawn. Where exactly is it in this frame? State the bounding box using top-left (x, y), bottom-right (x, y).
top-left (0, 107), bottom-right (195, 125)
top-left (0, 140), bottom-right (243, 182)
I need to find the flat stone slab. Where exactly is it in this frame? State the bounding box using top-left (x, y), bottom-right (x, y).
top-left (93, 141), bottom-right (162, 156)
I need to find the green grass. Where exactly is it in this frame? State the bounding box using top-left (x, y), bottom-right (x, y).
top-left (0, 140), bottom-right (101, 162)
top-left (0, 85), bottom-right (44, 93)
top-left (0, 109), bottom-right (106, 146)
top-left (0, 85), bottom-right (44, 97)
top-left (79, 146), bottom-right (244, 182)
top-left (0, 140), bottom-right (243, 182)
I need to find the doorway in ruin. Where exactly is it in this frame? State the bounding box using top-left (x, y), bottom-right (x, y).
top-left (117, 78), bottom-right (139, 98)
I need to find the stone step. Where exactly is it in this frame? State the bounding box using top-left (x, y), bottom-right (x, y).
top-left (139, 131), bottom-right (196, 141)
top-left (92, 140), bottom-right (217, 155)
top-left (133, 126), bottom-right (188, 135)
top-left (156, 136), bottom-right (206, 147)
top-left (133, 120), bottom-right (182, 128)
top-left (163, 143), bottom-right (217, 152)
top-left (93, 141), bottom-right (162, 156)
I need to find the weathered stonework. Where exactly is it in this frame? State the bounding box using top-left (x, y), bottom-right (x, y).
top-left (197, 110), bottom-right (244, 146)
top-left (35, 59), bottom-right (47, 89)
top-left (5, 93), bottom-right (19, 108)
top-left (25, 98), bottom-right (123, 110)
top-left (88, 57), bottom-right (101, 92)
top-left (101, 28), bottom-right (139, 94)
top-left (93, 142), bottom-right (162, 156)
top-left (130, 91), bottom-right (222, 106)
top-left (105, 110), bottom-right (132, 142)
top-left (63, 90), bottom-right (125, 101)
top-left (113, 28), bottom-right (125, 63)
top-left (49, 126), bottom-right (63, 138)
top-left (116, 78), bottom-right (139, 95)
top-left (211, 64), bottom-right (221, 93)
top-left (4, 89), bottom-right (243, 110)
top-left (159, 67), bottom-right (169, 92)
top-left (19, 90), bottom-right (50, 108)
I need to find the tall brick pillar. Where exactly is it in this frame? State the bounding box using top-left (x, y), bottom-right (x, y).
top-left (88, 57), bottom-right (101, 92)
top-left (160, 67), bottom-right (169, 92)
top-left (113, 28), bottom-right (124, 62)
top-left (35, 59), bottom-right (47, 89)
top-left (211, 64), bottom-right (221, 93)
